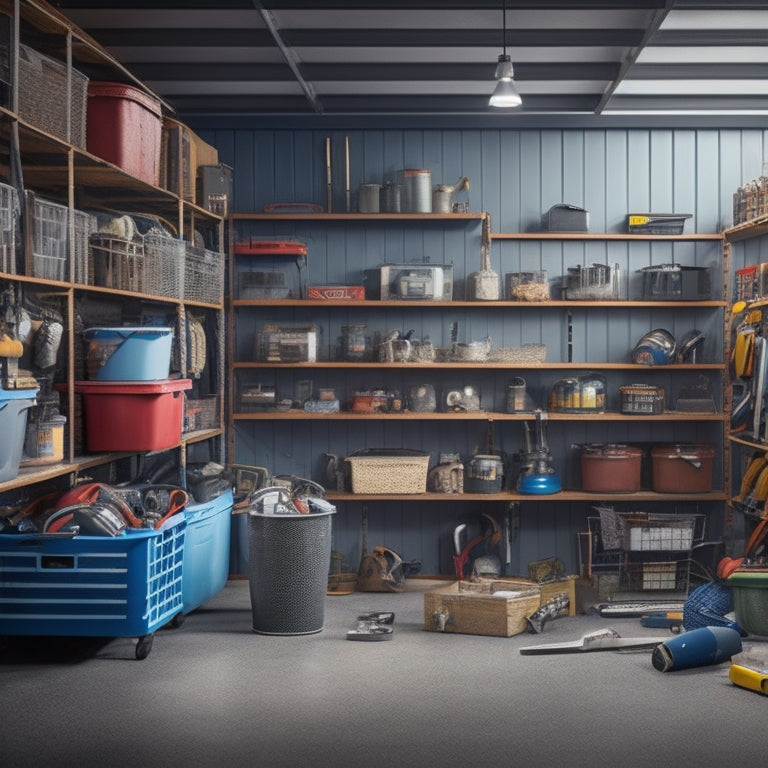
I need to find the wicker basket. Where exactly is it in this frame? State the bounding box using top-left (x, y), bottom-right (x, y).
top-left (424, 578), bottom-right (542, 636)
top-left (488, 344), bottom-right (547, 363)
top-left (345, 449), bottom-right (430, 494)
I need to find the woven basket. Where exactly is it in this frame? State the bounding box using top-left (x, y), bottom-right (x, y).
top-left (488, 344), bottom-right (547, 363)
top-left (346, 449), bottom-right (430, 494)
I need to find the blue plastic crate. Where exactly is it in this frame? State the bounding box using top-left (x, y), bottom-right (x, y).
top-left (182, 488), bottom-right (233, 614)
top-left (0, 515), bottom-right (185, 638)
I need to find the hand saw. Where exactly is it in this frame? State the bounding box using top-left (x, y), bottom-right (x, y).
top-left (519, 627), bottom-right (668, 655)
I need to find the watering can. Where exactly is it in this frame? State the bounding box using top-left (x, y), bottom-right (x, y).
top-left (432, 176), bottom-right (470, 213)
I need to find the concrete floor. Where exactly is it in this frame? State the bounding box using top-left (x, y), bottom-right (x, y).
top-left (2, 578), bottom-right (766, 768)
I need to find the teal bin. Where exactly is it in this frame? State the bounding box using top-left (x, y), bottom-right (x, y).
top-left (0, 387), bottom-right (38, 482)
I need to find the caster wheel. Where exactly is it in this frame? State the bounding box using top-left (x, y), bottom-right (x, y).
top-left (163, 612), bottom-right (185, 630)
top-left (135, 634), bottom-right (154, 660)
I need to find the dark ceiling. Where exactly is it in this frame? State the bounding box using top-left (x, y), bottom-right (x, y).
top-left (52, 1), bottom-right (768, 122)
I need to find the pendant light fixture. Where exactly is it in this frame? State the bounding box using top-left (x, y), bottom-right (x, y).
top-left (489, 0), bottom-right (522, 108)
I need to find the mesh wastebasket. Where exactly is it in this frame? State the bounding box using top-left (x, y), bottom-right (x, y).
top-left (247, 508), bottom-right (335, 635)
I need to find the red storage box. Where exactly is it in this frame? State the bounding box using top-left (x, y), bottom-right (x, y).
top-left (75, 378), bottom-right (192, 452)
top-left (87, 82), bottom-right (162, 186)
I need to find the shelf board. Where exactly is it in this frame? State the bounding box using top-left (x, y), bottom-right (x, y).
top-left (326, 490), bottom-right (728, 502)
top-left (233, 361), bottom-right (724, 371)
top-left (229, 212), bottom-right (486, 222)
top-left (729, 434), bottom-right (768, 450)
top-left (723, 214), bottom-right (768, 243)
top-left (234, 410), bottom-right (725, 422)
top-left (490, 231), bottom-right (722, 241)
top-left (231, 298), bottom-right (726, 309)
top-left (0, 429), bottom-right (223, 494)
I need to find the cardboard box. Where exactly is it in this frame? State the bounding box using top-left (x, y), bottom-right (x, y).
top-left (423, 579), bottom-right (541, 636)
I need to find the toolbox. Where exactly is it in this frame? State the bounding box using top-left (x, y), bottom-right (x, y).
top-left (627, 213), bottom-right (691, 235)
top-left (638, 264), bottom-right (711, 300)
top-left (369, 263), bottom-right (453, 301)
top-left (543, 204), bottom-right (589, 232)
top-left (619, 384), bottom-right (665, 415)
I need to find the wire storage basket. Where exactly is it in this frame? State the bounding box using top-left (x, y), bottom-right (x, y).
top-left (0, 181), bottom-right (19, 274)
top-left (26, 192), bottom-right (68, 280)
top-left (73, 209), bottom-right (98, 285)
top-left (17, 44), bottom-right (88, 148)
top-left (143, 229), bottom-right (185, 299)
top-left (184, 243), bottom-right (224, 304)
top-left (91, 234), bottom-right (145, 292)
top-left (89, 214), bottom-right (184, 298)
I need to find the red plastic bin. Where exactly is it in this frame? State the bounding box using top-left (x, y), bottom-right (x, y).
top-left (75, 378), bottom-right (192, 452)
top-left (87, 82), bottom-right (162, 186)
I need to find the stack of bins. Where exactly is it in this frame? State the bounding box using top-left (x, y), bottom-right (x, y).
top-left (75, 327), bottom-right (191, 452)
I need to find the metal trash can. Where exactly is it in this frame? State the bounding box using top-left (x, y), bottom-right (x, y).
top-left (247, 508), bottom-right (335, 635)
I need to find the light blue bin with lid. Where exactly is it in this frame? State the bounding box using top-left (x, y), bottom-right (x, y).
top-left (0, 387), bottom-right (38, 481)
top-left (84, 326), bottom-right (173, 381)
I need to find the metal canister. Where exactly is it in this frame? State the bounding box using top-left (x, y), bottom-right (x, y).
top-left (358, 184), bottom-right (381, 213)
top-left (341, 324), bottom-right (368, 361)
top-left (381, 180), bottom-right (402, 213)
top-left (401, 169), bottom-right (431, 212)
top-left (506, 377), bottom-right (527, 412)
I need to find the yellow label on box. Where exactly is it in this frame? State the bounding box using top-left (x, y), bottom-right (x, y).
top-left (628, 215), bottom-right (651, 226)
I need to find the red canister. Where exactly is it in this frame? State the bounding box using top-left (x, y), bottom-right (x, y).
top-left (581, 444), bottom-right (643, 493)
top-left (651, 444), bottom-right (714, 493)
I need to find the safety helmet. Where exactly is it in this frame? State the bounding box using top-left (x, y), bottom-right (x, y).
top-left (632, 328), bottom-right (677, 365)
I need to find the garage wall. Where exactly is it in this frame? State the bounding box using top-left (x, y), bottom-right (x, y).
top-left (197, 123), bottom-right (768, 577)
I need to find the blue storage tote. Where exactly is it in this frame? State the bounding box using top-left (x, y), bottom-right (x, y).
top-left (0, 386), bottom-right (38, 482)
top-left (0, 515), bottom-right (185, 638)
top-left (84, 326), bottom-right (173, 381)
top-left (182, 488), bottom-right (233, 614)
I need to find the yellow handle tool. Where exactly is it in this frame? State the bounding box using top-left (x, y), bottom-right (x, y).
top-left (729, 663), bottom-right (768, 695)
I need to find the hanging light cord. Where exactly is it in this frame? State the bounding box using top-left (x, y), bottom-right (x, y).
top-left (501, 0), bottom-right (507, 57)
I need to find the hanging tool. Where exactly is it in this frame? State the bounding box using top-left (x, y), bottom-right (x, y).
top-left (344, 135), bottom-right (351, 212)
top-left (325, 136), bottom-right (332, 212)
top-left (520, 627), bottom-right (668, 655)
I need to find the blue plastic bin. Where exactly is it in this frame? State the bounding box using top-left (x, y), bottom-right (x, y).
top-left (0, 515), bottom-right (185, 639)
top-left (182, 488), bottom-right (233, 614)
top-left (84, 326), bottom-right (173, 381)
top-left (0, 387), bottom-right (38, 482)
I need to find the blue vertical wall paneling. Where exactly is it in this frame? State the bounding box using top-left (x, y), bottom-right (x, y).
top-left (202, 125), bottom-right (768, 577)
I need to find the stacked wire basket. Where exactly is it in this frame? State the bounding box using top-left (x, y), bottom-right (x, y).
top-left (3, 192), bottom-right (224, 305)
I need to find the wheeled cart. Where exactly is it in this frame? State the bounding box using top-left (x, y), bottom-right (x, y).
top-left (0, 515), bottom-right (185, 659)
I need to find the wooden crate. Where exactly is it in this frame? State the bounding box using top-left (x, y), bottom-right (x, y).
top-left (424, 579), bottom-right (541, 637)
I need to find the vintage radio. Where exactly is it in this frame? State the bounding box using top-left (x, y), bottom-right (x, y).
top-left (370, 263), bottom-right (453, 301)
top-left (256, 325), bottom-right (318, 362)
top-left (239, 384), bottom-right (276, 411)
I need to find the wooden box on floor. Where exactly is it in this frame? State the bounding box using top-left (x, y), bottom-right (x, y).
top-left (424, 579), bottom-right (541, 637)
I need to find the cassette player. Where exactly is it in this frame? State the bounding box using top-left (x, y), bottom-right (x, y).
top-left (256, 324), bottom-right (318, 362)
top-left (369, 263), bottom-right (453, 301)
